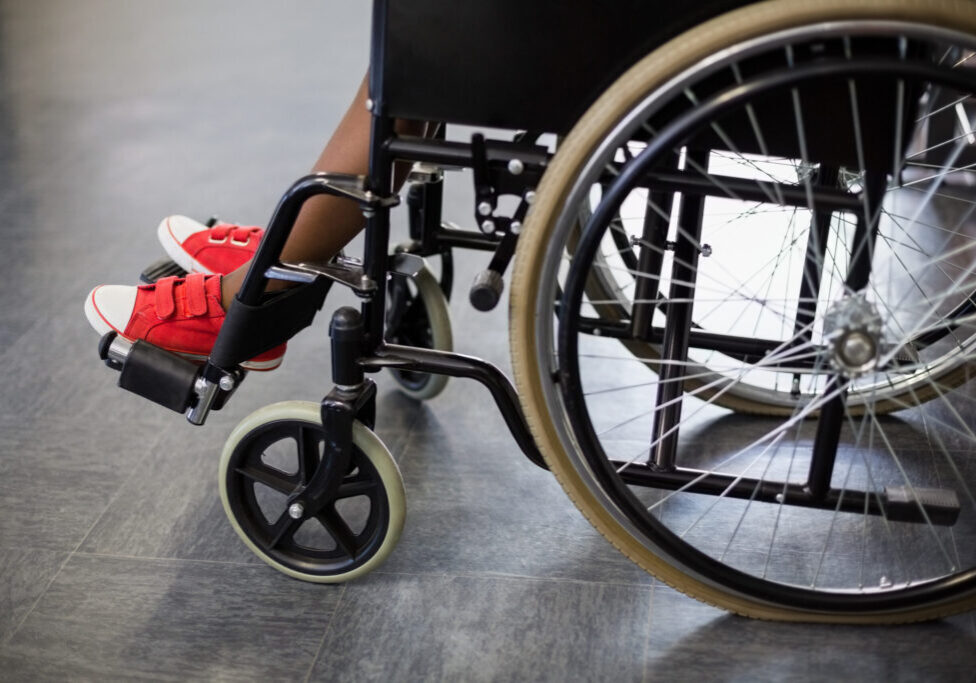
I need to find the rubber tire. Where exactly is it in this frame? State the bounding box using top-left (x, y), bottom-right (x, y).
top-left (219, 401), bottom-right (406, 583)
top-left (388, 265), bottom-right (453, 401)
top-left (511, 0), bottom-right (976, 622)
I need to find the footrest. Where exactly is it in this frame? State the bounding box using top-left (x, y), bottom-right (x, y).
top-left (140, 258), bottom-right (187, 284)
top-left (99, 332), bottom-right (200, 413)
top-left (884, 485), bottom-right (960, 526)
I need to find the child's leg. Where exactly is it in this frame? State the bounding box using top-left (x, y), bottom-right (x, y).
top-left (85, 73), bottom-right (425, 369)
top-left (220, 76), bottom-right (424, 308)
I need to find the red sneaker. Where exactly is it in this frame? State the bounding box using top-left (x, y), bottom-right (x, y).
top-left (84, 273), bottom-right (284, 371)
top-left (157, 215), bottom-right (263, 275)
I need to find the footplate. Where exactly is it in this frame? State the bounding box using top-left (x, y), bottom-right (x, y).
top-left (140, 258), bottom-right (187, 284)
top-left (884, 485), bottom-right (961, 526)
top-left (98, 332), bottom-right (242, 419)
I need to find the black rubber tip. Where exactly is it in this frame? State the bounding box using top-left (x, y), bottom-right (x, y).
top-left (329, 306), bottom-right (364, 340)
top-left (98, 331), bottom-right (118, 360)
top-left (469, 269), bottom-right (504, 312)
top-left (329, 307), bottom-right (365, 386)
top-left (470, 286), bottom-right (500, 312)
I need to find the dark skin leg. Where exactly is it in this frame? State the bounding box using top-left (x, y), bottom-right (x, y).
top-left (220, 76), bottom-right (425, 308)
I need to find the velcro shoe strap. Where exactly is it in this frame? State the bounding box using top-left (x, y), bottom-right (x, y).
top-left (154, 276), bottom-right (177, 319)
top-left (185, 272), bottom-right (209, 317)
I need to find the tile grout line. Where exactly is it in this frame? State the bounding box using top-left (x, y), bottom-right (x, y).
top-left (0, 550), bottom-right (73, 652)
top-left (303, 583), bottom-right (348, 683)
top-left (371, 567), bottom-right (655, 590)
top-left (641, 580), bottom-right (658, 683)
top-left (0, 430), bottom-right (157, 650)
top-left (70, 550), bottom-right (259, 568)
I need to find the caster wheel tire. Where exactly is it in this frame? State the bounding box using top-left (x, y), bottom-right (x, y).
top-left (219, 401), bottom-right (406, 583)
top-left (385, 263), bottom-right (453, 400)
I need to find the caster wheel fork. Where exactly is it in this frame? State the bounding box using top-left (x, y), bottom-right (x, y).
top-left (219, 400), bottom-right (405, 583)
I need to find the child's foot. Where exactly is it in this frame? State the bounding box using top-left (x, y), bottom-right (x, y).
top-left (157, 215), bottom-right (263, 275)
top-left (84, 273), bottom-right (284, 371)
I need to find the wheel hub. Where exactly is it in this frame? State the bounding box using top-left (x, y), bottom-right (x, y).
top-left (823, 293), bottom-right (883, 376)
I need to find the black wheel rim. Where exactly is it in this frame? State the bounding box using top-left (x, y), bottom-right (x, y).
top-left (556, 32), bottom-right (976, 613)
top-left (225, 418), bottom-right (390, 577)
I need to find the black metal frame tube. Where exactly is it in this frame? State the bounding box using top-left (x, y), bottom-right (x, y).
top-left (643, 168), bottom-right (861, 212)
top-left (648, 149), bottom-right (709, 471)
top-left (386, 136), bottom-right (549, 171)
top-left (236, 175), bottom-right (368, 306)
top-left (361, 344), bottom-right (548, 470)
top-left (362, 114), bottom-right (397, 352)
top-left (615, 461), bottom-right (957, 526)
top-left (630, 176), bottom-right (674, 341)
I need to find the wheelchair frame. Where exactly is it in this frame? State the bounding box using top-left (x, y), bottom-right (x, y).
top-left (96, 0), bottom-right (976, 622)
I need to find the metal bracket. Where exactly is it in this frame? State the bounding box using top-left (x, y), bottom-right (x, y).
top-left (389, 252), bottom-right (425, 279)
top-left (310, 172), bottom-right (401, 209)
top-left (406, 162), bottom-right (445, 184)
top-left (266, 254), bottom-right (377, 298)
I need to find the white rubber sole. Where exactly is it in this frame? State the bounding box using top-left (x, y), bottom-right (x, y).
top-left (84, 286), bottom-right (281, 371)
top-left (157, 216), bottom-right (213, 275)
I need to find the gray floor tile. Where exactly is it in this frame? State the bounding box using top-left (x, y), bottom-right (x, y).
top-left (308, 572), bottom-right (652, 682)
top-left (644, 585), bottom-right (976, 682)
top-left (0, 548), bottom-right (68, 642)
top-left (0, 301), bottom-right (179, 426)
top-left (78, 439), bottom-right (262, 564)
top-left (0, 554), bottom-right (342, 681)
top-left (4, 0), bottom-right (976, 680)
top-left (380, 386), bottom-right (653, 584)
top-left (0, 416), bottom-right (151, 552)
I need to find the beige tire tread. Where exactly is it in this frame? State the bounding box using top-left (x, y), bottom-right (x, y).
top-left (510, 0), bottom-right (976, 622)
top-left (389, 264), bottom-right (453, 401)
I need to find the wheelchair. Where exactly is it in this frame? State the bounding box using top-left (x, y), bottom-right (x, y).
top-left (95, 0), bottom-right (976, 622)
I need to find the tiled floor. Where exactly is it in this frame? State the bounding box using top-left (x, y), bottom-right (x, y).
top-left (2, 1), bottom-right (976, 681)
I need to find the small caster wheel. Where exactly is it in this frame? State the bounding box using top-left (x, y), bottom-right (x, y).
top-left (219, 401), bottom-right (405, 583)
top-left (385, 262), bottom-right (453, 401)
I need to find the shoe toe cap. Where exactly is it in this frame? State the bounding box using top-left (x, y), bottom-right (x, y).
top-left (158, 215), bottom-right (207, 245)
top-left (85, 285), bottom-right (138, 335)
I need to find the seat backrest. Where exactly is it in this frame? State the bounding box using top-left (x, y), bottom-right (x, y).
top-left (370, 0), bottom-right (757, 133)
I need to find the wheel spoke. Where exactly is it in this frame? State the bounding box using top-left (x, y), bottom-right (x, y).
top-left (235, 463), bottom-right (298, 494)
top-left (266, 511), bottom-right (302, 550)
top-left (318, 507), bottom-right (359, 559)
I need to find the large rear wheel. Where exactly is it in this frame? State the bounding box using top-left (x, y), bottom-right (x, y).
top-left (512, 0), bottom-right (976, 622)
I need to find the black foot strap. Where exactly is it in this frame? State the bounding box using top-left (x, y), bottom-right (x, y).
top-left (209, 278), bottom-right (332, 369)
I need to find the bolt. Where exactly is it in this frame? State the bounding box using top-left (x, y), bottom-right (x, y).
top-left (524, 190), bottom-right (537, 205)
top-left (511, 221), bottom-right (522, 235)
top-left (477, 201), bottom-right (493, 216)
top-left (288, 503), bottom-right (304, 519)
top-left (700, 244), bottom-right (712, 257)
top-left (365, 98), bottom-right (374, 112)
top-left (508, 158), bottom-right (524, 175)
top-left (481, 219), bottom-right (496, 233)
top-left (839, 331), bottom-right (876, 368)
top-left (218, 375), bottom-right (235, 392)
